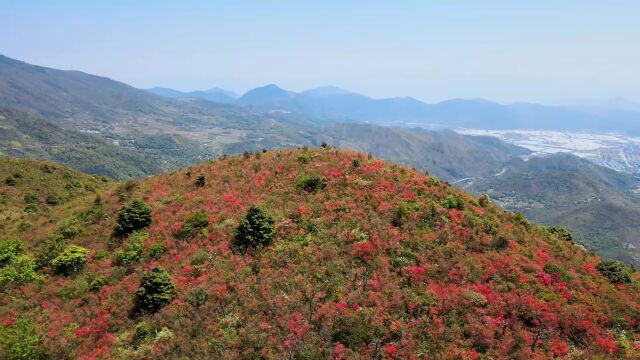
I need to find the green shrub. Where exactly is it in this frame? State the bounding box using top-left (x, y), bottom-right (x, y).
top-left (195, 175), bottom-right (206, 187)
top-left (89, 276), bottom-right (108, 292)
top-left (392, 202), bottom-right (416, 227)
top-left (93, 249), bottom-right (109, 261)
top-left (148, 243), bottom-right (167, 260)
top-left (132, 321), bottom-right (152, 345)
top-left (114, 231), bottom-right (147, 266)
top-left (23, 193), bottom-right (38, 205)
top-left (233, 206), bottom-right (275, 252)
top-left (36, 232), bottom-right (68, 268)
top-left (297, 155), bottom-right (309, 164)
top-left (297, 174), bottom-right (326, 193)
top-left (490, 235), bottom-right (509, 251)
top-left (114, 240), bottom-right (144, 266)
top-left (45, 194), bottom-right (62, 206)
top-left (40, 164), bottom-right (55, 173)
top-left (352, 158), bottom-right (361, 168)
top-left (177, 210), bottom-right (209, 239)
top-left (545, 226), bottom-right (573, 242)
top-left (50, 245), bottom-right (88, 276)
top-left (0, 238), bottom-right (23, 266)
top-left (24, 204), bottom-right (38, 214)
top-left (5, 175), bottom-right (17, 186)
top-left (133, 267), bottom-right (176, 314)
top-left (478, 194), bottom-right (491, 208)
top-left (597, 260), bottom-right (631, 284)
top-left (0, 255), bottom-right (39, 287)
top-left (441, 195), bottom-right (464, 210)
top-left (187, 287), bottom-right (208, 307)
top-left (35, 217), bottom-right (83, 268)
top-left (0, 317), bottom-right (43, 360)
top-left (114, 200), bottom-right (152, 237)
top-left (58, 216), bottom-right (82, 239)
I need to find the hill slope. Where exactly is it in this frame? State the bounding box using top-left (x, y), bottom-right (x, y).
top-left (0, 107), bottom-right (163, 178)
top-left (0, 55), bottom-right (165, 127)
top-left (317, 124), bottom-right (529, 181)
top-left (1, 149), bottom-right (639, 359)
top-left (0, 158), bottom-right (112, 239)
top-left (468, 153), bottom-right (640, 265)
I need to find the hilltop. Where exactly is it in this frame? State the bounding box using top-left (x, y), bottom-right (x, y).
top-left (1, 148), bottom-right (639, 359)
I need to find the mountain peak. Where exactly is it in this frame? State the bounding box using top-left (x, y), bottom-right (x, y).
top-left (300, 85), bottom-right (354, 97)
top-left (237, 84), bottom-right (296, 106)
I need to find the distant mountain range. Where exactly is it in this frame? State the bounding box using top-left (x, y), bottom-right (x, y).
top-left (3, 53), bottom-right (640, 266)
top-left (148, 83), bottom-right (640, 134)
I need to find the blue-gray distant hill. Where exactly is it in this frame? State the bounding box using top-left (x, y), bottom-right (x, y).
top-left (230, 84), bottom-right (640, 134)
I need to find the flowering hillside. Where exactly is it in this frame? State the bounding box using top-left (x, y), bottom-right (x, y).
top-left (1, 148), bottom-right (639, 359)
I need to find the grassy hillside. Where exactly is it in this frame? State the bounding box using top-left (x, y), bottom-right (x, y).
top-left (1, 149), bottom-right (639, 359)
top-left (468, 153), bottom-right (640, 265)
top-left (0, 107), bottom-right (166, 179)
top-left (0, 158), bottom-right (112, 240)
top-left (0, 55), bottom-right (165, 126)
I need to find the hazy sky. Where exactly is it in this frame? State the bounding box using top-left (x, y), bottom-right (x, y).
top-left (1, 0), bottom-right (639, 104)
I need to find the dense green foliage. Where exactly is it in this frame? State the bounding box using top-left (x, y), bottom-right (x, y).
top-left (176, 210), bottom-right (209, 239)
top-left (50, 245), bottom-right (88, 276)
top-left (597, 260), bottom-right (632, 284)
top-left (133, 267), bottom-right (176, 314)
top-left (0, 317), bottom-right (43, 360)
top-left (546, 226), bottom-right (573, 242)
top-left (113, 200), bottom-right (152, 237)
top-left (0, 238), bottom-right (22, 266)
top-left (297, 174), bottom-right (326, 193)
top-left (195, 175), bottom-right (206, 188)
top-left (0, 238), bottom-right (39, 288)
top-left (114, 231), bottom-right (147, 266)
top-left (233, 206), bottom-right (276, 251)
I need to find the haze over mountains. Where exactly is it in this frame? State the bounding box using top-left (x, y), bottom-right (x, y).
top-left (147, 87), bottom-right (238, 104)
top-left (148, 83), bottom-right (640, 134)
top-left (2, 53), bottom-right (640, 267)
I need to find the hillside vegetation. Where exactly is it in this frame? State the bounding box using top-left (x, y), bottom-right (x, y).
top-left (1, 149), bottom-right (639, 359)
top-left (318, 124), bottom-right (529, 181)
top-left (0, 158), bottom-right (112, 240)
top-left (0, 107), bottom-right (164, 179)
top-left (469, 154), bottom-right (640, 265)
